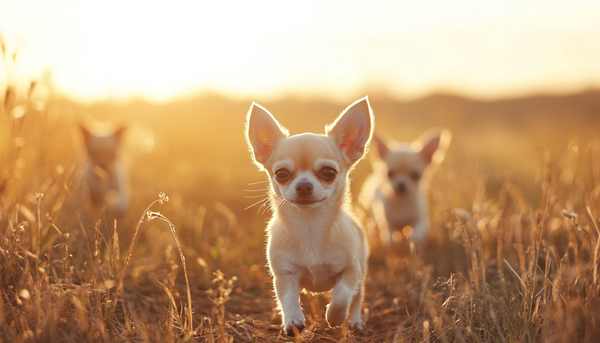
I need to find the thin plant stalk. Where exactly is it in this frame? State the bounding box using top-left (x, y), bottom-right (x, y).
top-left (147, 210), bottom-right (194, 334)
top-left (111, 192), bottom-right (170, 316)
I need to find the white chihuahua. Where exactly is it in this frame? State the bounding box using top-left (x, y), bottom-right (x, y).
top-left (359, 129), bottom-right (450, 245)
top-left (80, 125), bottom-right (130, 217)
top-left (246, 97), bottom-right (373, 335)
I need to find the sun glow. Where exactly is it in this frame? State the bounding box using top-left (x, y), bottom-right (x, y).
top-left (1, 0), bottom-right (600, 102)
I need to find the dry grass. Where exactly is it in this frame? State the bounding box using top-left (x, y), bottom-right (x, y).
top-left (2, 57), bottom-right (600, 341)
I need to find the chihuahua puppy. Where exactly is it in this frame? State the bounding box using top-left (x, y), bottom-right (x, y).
top-left (80, 125), bottom-right (130, 217)
top-left (246, 97), bottom-right (373, 335)
top-left (359, 129), bottom-right (450, 245)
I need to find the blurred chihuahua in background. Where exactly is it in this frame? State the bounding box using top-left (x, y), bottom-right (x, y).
top-left (246, 97), bottom-right (372, 335)
top-left (80, 125), bottom-right (130, 217)
top-left (359, 129), bottom-right (450, 245)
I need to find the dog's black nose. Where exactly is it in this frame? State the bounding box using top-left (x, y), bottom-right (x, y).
top-left (394, 182), bottom-right (407, 194)
top-left (295, 182), bottom-right (313, 196)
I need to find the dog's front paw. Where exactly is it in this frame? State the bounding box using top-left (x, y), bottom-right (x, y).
top-left (325, 302), bottom-right (349, 328)
top-left (349, 307), bottom-right (363, 331)
top-left (349, 320), bottom-right (364, 331)
top-left (284, 322), bottom-right (305, 336)
top-left (284, 315), bottom-right (306, 336)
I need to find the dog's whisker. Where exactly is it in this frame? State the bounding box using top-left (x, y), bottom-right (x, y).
top-left (247, 180), bottom-right (270, 185)
top-left (244, 188), bottom-right (270, 192)
top-left (246, 199), bottom-right (270, 210)
top-left (260, 200), bottom-right (273, 215)
top-left (263, 195), bottom-right (285, 215)
top-left (271, 196), bottom-right (283, 209)
top-left (259, 196), bottom-right (277, 215)
top-left (245, 197), bottom-right (270, 211)
top-left (244, 195), bottom-right (269, 198)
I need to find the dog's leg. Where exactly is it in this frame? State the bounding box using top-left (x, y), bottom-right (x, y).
top-left (326, 266), bottom-right (360, 327)
top-left (274, 274), bottom-right (305, 336)
top-left (411, 219), bottom-right (428, 243)
top-left (348, 277), bottom-right (365, 330)
top-left (411, 195), bottom-right (430, 243)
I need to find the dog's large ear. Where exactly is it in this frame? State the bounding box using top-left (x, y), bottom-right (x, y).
top-left (416, 129), bottom-right (451, 164)
top-left (246, 102), bottom-right (289, 166)
top-left (326, 96), bottom-right (373, 165)
top-left (372, 135), bottom-right (389, 159)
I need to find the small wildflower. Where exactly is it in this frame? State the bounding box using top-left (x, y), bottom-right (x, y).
top-left (159, 192), bottom-right (169, 204)
top-left (146, 211), bottom-right (160, 221)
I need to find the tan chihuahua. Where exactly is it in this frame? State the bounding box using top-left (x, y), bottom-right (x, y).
top-left (359, 129), bottom-right (450, 245)
top-left (246, 97), bottom-right (373, 335)
top-left (80, 125), bottom-right (130, 217)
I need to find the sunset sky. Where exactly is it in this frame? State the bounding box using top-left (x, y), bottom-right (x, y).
top-left (1, 0), bottom-right (600, 102)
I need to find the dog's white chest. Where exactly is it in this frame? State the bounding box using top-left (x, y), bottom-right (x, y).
top-left (379, 189), bottom-right (423, 229)
top-left (291, 240), bottom-right (342, 293)
top-left (277, 224), bottom-right (345, 293)
top-left (298, 263), bottom-right (340, 293)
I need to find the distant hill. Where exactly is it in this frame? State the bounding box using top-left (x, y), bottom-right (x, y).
top-left (74, 90), bottom-right (600, 204)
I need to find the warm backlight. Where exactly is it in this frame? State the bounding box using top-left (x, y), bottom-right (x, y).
top-left (1, 0), bottom-right (600, 101)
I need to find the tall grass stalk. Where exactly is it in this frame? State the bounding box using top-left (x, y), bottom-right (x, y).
top-left (146, 208), bottom-right (195, 335)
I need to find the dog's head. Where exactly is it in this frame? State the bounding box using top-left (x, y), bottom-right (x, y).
top-left (80, 125), bottom-right (126, 171)
top-left (373, 129), bottom-right (450, 196)
top-left (246, 97), bottom-right (373, 210)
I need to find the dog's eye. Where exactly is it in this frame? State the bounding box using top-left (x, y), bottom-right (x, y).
top-left (274, 169), bottom-right (290, 182)
top-left (410, 171), bottom-right (421, 181)
top-left (319, 167), bottom-right (337, 180)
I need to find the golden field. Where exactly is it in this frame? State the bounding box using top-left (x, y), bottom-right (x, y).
top-left (2, 81), bottom-right (600, 342)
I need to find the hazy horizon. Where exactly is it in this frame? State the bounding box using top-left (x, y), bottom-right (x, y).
top-left (2, 0), bottom-right (600, 103)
